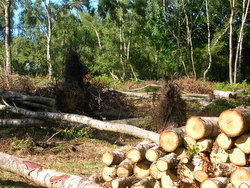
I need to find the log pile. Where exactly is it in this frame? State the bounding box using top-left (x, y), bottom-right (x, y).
top-left (100, 106), bottom-right (250, 188)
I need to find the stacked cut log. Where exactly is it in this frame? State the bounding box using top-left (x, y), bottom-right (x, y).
top-left (100, 106), bottom-right (250, 188)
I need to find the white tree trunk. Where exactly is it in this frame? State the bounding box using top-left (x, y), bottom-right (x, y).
top-left (0, 151), bottom-right (103, 188)
top-left (0, 105), bottom-right (160, 143)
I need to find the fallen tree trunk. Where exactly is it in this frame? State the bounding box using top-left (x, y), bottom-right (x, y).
top-left (213, 90), bottom-right (237, 99)
top-left (0, 151), bottom-right (102, 188)
top-left (0, 118), bottom-right (43, 128)
top-left (0, 105), bottom-right (160, 143)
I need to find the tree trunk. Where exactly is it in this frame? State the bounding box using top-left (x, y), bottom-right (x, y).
top-left (0, 151), bottom-right (102, 188)
top-left (177, 161), bottom-right (195, 184)
top-left (229, 147), bottom-right (247, 166)
top-left (174, 147), bottom-right (192, 164)
top-left (0, 119), bottom-right (43, 128)
top-left (235, 134), bottom-right (250, 154)
top-left (203, 0), bottom-right (212, 81)
top-left (210, 145), bottom-right (229, 164)
top-left (102, 166), bottom-right (117, 182)
top-left (161, 171), bottom-right (178, 188)
top-left (117, 159), bottom-right (133, 178)
top-left (101, 151), bottom-right (126, 166)
top-left (213, 90), bottom-right (237, 99)
top-left (145, 145), bottom-right (166, 162)
top-left (43, 0), bottom-right (53, 81)
top-left (185, 116), bottom-right (219, 140)
top-left (240, 180), bottom-right (250, 188)
top-left (133, 161), bottom-right (151, 179)
top-left (233, 0), bottom-right (250, 83)
top-left (196, 138), bottom-right (213, 152)
top-left (111, 176), bottom-right (139, 188)
top-left (131, 176), bottom-right (155, 188)
top-left (216, 133), bottom-right (234, 150)
top-left (149, 162), bottom-right (164, 180)
top-left (159, 126), bottom-right (185, 152)
top-left (218, 107), bottom-right (250, 137)
top-left (0, 105), bottom-right (160, 143)
top-left (155, 153), bottom-right (178, 172)
top-left (213, 163), bottom-right (238, 177)
top-left (200, 177), bottom-right (229, 188)
top-left (126, 143), bottom-right (157, 163)
top-left (230, 167), bottom-right (250, 188)
top-left (193, 154), bottom-right (208, 183)
top-left (228, 0), bottom-right (235, 84)
top-left (4, 0), bottom-right (12, 75)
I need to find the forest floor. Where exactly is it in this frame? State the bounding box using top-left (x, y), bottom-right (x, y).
top-left (0, 76), bottom-right (250, 187)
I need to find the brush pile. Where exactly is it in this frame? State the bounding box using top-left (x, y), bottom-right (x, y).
top-left (100, 106), bottom-right (250, 188)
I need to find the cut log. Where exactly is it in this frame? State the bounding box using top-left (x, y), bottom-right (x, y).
top-left (161, 171), bottom-right (178, 188)
top-left (183, 136), bottom-right (196, 148)
top-left (240, 180), bottom-right (250, 188)
top-left (149, 162), bottom-right (164, 179)
top-left (102, 151), bottom-right (126, 166)
top-left (0, 118), bottom-right (43, 128)
top-left (131, 176), bottom-right (155, 188)
top-left (116, 159), bottom-right (133, 178)
top-left (210, 145), bottom-right (229, 164)
top-left (197, 138), bottom-right (213, 152)
top-left (0, 151), bottom-right (103, 188)
top-left (216, 133), bottom-right (234, 150)
top-left (229, 147), bottom-right (247, 166)
top-left (213, 90), bottom-right (237, 99)
top-left (200, 177), bottom-right (229, 188)
top-left (235, 134), bottom-right (250, 154)
top-left (230, 167), bottom-right (250, 188)
top-left (185, 116), bottom-right (219, 140)
top-left (0, 105), bottom-right (160, 143)
top-left (213, 163), bottom-right (238, 177)
top-left (173, 147), bottom-right (192, 164)
top-left (111, 176), bottom-right (139, 188)
top-left (155, 153), bottom-right (178, 172)
top-left (177, 161), bottom-right (195, 183)
top-left (133, 161), bottom-right (151, 179)
top-left (218, 107), bottom-right (250, 137)
top-left (159, 126), bottom-right (185, 152)
top-left (145, 145), bottom-right (166, 162)
top-left (193, 154), bottom-right (208, 183)
top-left (102, 166), bottom-right (117, 182)
top-left (126, 143), bottom-right (156, 163)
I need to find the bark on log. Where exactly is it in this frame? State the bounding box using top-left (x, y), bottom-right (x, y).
top-left (200, 177), bottom-right (229, 188)
top-left (111, 176), bottom-right (139, 188)
top-left (235, 134), bottom-right (250, 154)
top-left (102, 166), bottom-right (117, 182)
top-left (126, 143), bottom-right (156, 163)
top-left (185, 116), bottom-right (219, 140)
top-left (210, 145), bottom-right (229, 164)
top-left (193, 154), bottom-right (208, 183)
top-left (131, 176), bottom-right (155, 188)
top-left (177, 161), bottom-right (195, 183)
top-left (0, 118), bottom-right (43, 128)
top-left (183, 136), bottom-right (196, 148)
top-left (229, 147), bottom-right (247, 166)
top-left (216, 133), bottom-right (234, 150)
top-left (218, 107), bottom-right (250, 137)
top-left (240, 180), bottom-right (250, 188)
top-left (101, 151), bottom-right (126, 166)
top-left (213, 163), bottom-right (238, 177)
top-left (145, 145), bottom-right (166, 162)
top-left (0, 151), bottom-right (102, 188)
top-left (133, 161), bottom-right (151, 179)
top-left (159, 127), bottom-right (185, 152)
top-left (197, 138), bottom-right (213, 152)
top-left (155, 153), bottom-right (178, 172)
top-left (213, 90), bottom-right (237, 99)
top-left (173, 147), bottom-right (192, 164)
top-left (0, 105), bottom-right (160, 143)
top-left (161, 171), bottom-right (178, 188)
top-left (230, 167), bottom-right (250, 188)
top-left (116, 159), bottom-right (133, 178)
top-left (149, 162), bottom-right (164, 180)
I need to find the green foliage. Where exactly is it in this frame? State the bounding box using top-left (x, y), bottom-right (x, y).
top-left (10, 138), bottom-right (35, 150)
top-left (61, 127), bottom-right (93, 139)
top-left (187, 144), bottom-right (200, 155)
top-left (213, 80), bottom-right (250, 92)
top-left (90, 74), bottom-right (121, 88)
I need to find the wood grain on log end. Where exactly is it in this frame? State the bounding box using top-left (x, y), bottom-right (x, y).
top-left (230, 167), bottom-right (250, 188)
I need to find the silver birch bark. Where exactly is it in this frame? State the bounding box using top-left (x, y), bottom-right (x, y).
top-left (0, 151), bottom-right (103, 188)
top-left (43, 0), bottom-right (53, 81)
top-left (233, 0), bottom-right (250, 83)
top-left (0, 104), bottom-right (160, 143)
top-left (228, 0), bottom-right (235, 84)
top-left (3, 0), bottom-right (12, 75)
top-left (203, 0), bottom-right (212, 81)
